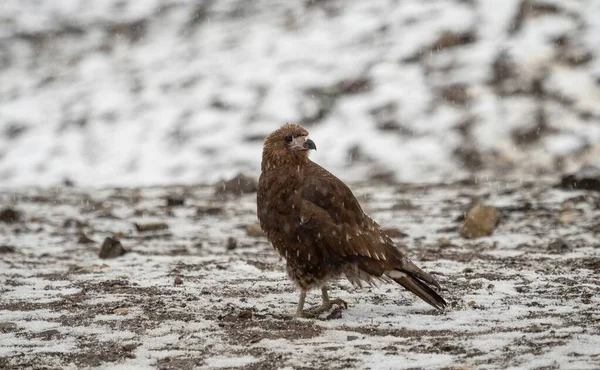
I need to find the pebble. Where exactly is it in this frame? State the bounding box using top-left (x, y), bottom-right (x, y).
top-left (99, 237), bottom-right (128, 259)
top-left (0, 208), bottom-right (21, 223)
top-left (459, 202), bottom-right (501, 239)
top-left (134, 222), bottom-right (169, 232)
top-left (246, 224), bottom-right (264, 237)
top-left (226, 237), bottom-right (238, 250)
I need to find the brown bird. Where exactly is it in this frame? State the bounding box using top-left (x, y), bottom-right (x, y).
top-left (257, 123), bottom-right (446, 317)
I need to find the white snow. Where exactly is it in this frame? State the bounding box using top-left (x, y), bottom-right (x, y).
top-left (1, 0), bottom-right (600, 187)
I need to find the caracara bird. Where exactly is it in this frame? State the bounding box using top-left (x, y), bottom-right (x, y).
top-left (257, 123), bottom-right (446, 317)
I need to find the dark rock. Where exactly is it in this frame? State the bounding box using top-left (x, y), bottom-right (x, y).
top-left (392, 199), bottom-right (417, 211)
top-left (440, 84), bottom-right (470, 106)
top-left (215, 173), bottom-right (257, 195)
top-left (99, 237), bottom-right (127, 259)
top-left (63, 218), bottom-right (88, 229)
top-left (0, 208), bottom-right (21, 223)
top-left (122, 344), bottom-right (138, 352)
top-left (134, 222), bottom-right (169, 232)
top-left (511, 107), bottom-right (553, 146)
top-left (559, 165), bottom-right (600, 192)
top-left (34, 329), bottom-right (60, 338)
top-left (548, 238), bottom-right (573, 253)
top-left (174, 276), bottom-right (183, 286)
top-left (196, 205), bottom-right (224, 216)
top-left (430, 30), bottom-right (476, 51)
top-left (508, 0), bottom-right (528, 34)
top-left (333, 77), bottom-right (373, 95)
top-left (558, 47), bottom-right (593, 67)
top-left (0, 322), bottom-right (17, 332)
top-left (226, 237), bottom-right (238, 251)
top-left (63, 178), bottom-right (75, 187)
top-left (4, 123), bottom-right (28, 140)
top-left (370, 102), bottom-right (398, 123)
top-left (347, 144), bottom-right (369, 163)
top-left (382, 228), bottom-right (408, 239)
top-left (107, 19), bottom-right (147, 43)
top-left (453, 145), bottom-right (483, 171)
top-left (490, 51), bottom-right (518, 94)
top-left (301, 77), bottom-right (373, 125)
top-left (77, 232), bottom-right (96, 244)
top-left (166, 196), bottom-right (185, 207)
top-left (0, 245), bottom-right (16, 253)
top-left (369, 168), bottom-right (397, 185)
top-left (347, 335), bottom-right (359, 341)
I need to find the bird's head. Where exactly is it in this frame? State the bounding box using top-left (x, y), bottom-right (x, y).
top-left (262, 123), bottom-right (316, 169)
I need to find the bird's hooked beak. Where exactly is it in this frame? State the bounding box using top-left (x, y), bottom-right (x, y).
top-left (291, 136), bottom-right (317, 151)
top-left (304, 138), bottom-right (317, 151)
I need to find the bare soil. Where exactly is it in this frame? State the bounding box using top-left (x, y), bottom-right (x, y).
top-left (1, 180), bottom-right (599, 369)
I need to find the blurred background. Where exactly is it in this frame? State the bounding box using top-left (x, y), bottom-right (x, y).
top-left (1, 0), bottom-right (599, 187)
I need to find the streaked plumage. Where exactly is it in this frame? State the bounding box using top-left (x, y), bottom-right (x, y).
top-left (257, 124), bottom-right (446, 317)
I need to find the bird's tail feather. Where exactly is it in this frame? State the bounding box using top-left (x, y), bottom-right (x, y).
top-left (385, 270), bottom-right (447, 311)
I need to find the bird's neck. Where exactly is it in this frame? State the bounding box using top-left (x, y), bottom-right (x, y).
top-left (261, 152), bottom-right (310, 173)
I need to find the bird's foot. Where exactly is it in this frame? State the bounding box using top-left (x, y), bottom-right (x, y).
top-left (300, 298), bottom-right (348, 318)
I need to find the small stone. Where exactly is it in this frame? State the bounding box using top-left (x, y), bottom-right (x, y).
top-left (391, 199), bottom-right (417, 211)
top-left (63, 218), bottom-right (88, 228)
top-left (347, 335), bottom-right (359, 341)
top-left (196, 205), bottom-right (224, 216)
top-left (215, 173), bottom-right (258, 195)
top-left (0, 245), bottom-right (16, 253)
top-left (122, 344), bottom-right (137, 352)
top-left (77, 232), bottom-right (96, 244)
top-left (246, 224), bottom-right (264, 237)
top-left (36, 329), bottom-right (60, 338)
top-left (0, 208), bottom-right (21, 223)
top-left (0, 322), bottom-right (17, 332)
top-left (134, 222), bottom-right (169, 232)
top-left (113, 307), bottom-right (129, 315)
top-left (133, 208), bottom-right (148, 217)
top-left (430, 30), bottom-right (476, 51)
top-left (459, 202), bottom-right (501, 239)
top-left (382, 228), bottom-right (408, 239)
top-left (548, 238), bottom-right (573, 253)
top-left (440, 83), bottom-right (470, 106)
top-left (226, 237), bottom-right (238, 250)
top-left (463, 267), bottom-right (474, 273)
top-left (99, 237), bottom-right (127, 259)
top-left (559, 164), bottom-right (600, 192)
top-left (166, 196), bottom-right (185, 207)
top-left (439, 238), bottom-right (452, 247)
top-left (174, 276), bottom-right (183, 286)
top-left (559, 212), bottom-right (579, 225)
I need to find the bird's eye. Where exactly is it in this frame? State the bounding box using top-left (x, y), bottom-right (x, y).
top-left (284, 135), bottom-right (293, 143)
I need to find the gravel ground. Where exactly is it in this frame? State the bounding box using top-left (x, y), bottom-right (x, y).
top-left (1, 179), bottom-right (599, 369)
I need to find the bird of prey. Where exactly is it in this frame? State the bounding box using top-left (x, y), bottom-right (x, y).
top-left (257, 123), bottom-right (446, 317)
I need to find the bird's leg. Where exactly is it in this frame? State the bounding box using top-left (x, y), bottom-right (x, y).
top-left (295, 290), bottom-right (307, 317)
top-left (302, 286), bottom-right (348, 318)
top-left (320, 286), bottom-right (348, 310)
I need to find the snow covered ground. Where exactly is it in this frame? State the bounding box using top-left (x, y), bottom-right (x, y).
top-left (2, 0), bottom-right (600, 187)
top-left (1, 2), bottom-right (600, 369)
top-left (1, 181), bottom-right (599, 369)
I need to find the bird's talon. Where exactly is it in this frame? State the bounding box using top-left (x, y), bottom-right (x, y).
top-left (330, 298), bottom-right (348, 309)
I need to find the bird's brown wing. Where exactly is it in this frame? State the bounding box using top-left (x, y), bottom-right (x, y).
top-left (296, 163), bottom-right (446, 310)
